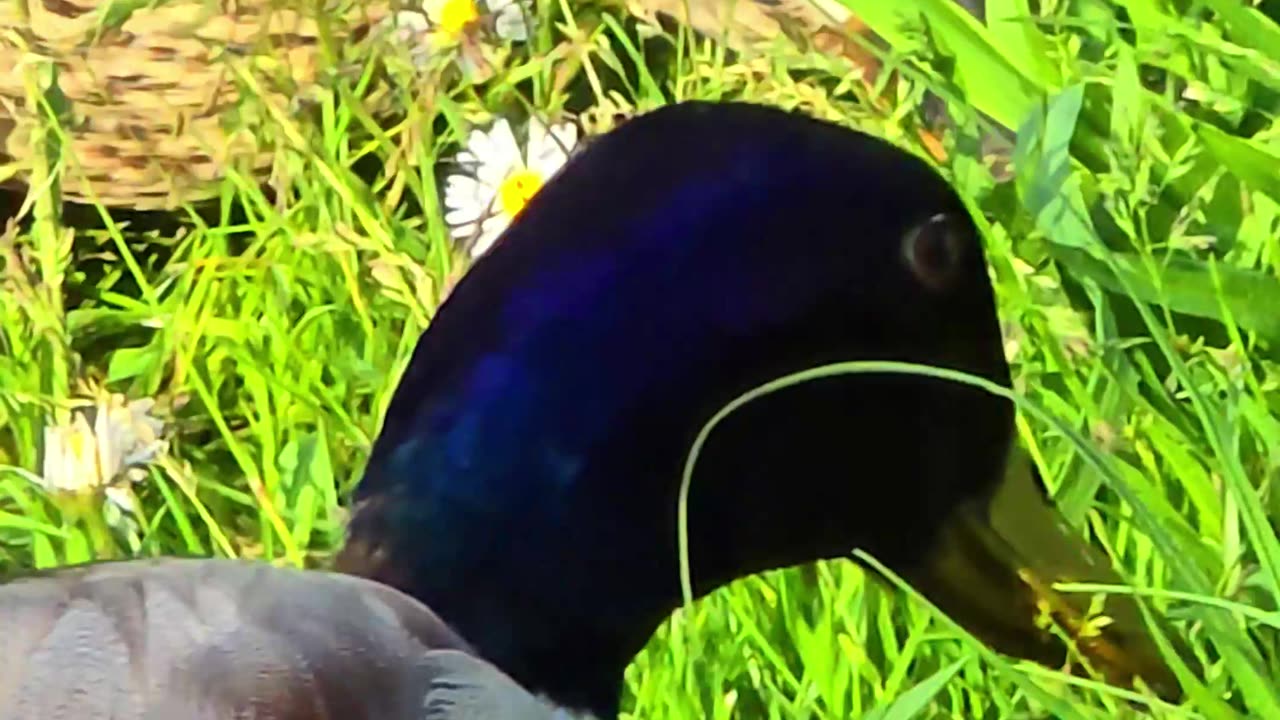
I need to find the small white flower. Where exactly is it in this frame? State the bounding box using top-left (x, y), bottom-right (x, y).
top-left (39, 392), bottom-right (167, 515)
top-left (487, 0), bottom-right (530, 42)
top-left (444, 116), bottom-right (578, 259)
top-left (374, 10), bottom-right (435, 67)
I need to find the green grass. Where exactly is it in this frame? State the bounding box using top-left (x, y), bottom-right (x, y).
top-left (2, 0), bottom-right (1280, 717)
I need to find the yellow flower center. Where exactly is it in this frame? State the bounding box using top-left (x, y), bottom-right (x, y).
top-left (498, 167), bottom-right (544, 218)
top-left (438, 0), bottom-right (479, 36)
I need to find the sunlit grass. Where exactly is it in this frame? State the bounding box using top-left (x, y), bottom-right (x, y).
top-left (2, 0), bottom-right (1279, 718)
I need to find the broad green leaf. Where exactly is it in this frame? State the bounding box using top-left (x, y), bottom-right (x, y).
top-left (839, 0), bottom-right (1047, 129)
top-left (1014, 84), bottom-right (1099, 252)
top-left (1053, 248), bottom-right (1280, 343)
top-left (984, 0), bottom-right (1060, 86)
top-left (1199, 0), bottom-right (1280, 67)
top-left (1195, 122), bottom-right (1280, 204)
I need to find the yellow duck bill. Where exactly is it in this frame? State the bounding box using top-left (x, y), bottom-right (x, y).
top-left (898, 445), bottom-right (1185, 701)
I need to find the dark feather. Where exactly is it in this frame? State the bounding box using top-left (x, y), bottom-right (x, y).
top-left (0, 558), bottom-right (495, 719)
top-left (420, 649), bottom-right (586, 720)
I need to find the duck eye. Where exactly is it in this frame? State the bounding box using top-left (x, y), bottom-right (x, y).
top-left (903, 213), bottom-right (966, 291)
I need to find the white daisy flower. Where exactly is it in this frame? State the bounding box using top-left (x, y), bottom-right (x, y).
top-left (373, 0), bottom-right (530, 76)
top-left (39, 392), bottom-right (167, 516)
top-left (444, 116), bottom-right (578, 259)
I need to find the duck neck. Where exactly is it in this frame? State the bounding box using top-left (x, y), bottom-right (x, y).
top-left (399, 519), bottom-right (688, 719)
top-left (338, 476), bottom-right (703, 719)
top-left (435, 588), bottom-right (647, 718)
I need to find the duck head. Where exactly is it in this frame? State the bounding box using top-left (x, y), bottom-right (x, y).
top-left (336, 101), bottom-right (1180, 717)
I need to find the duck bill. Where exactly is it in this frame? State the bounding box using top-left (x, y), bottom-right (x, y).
top-left (899, 447), bottom-right (1184, 702)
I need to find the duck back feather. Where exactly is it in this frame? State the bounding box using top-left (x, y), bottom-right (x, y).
top-left (0, 557), bottom-right (571, 719)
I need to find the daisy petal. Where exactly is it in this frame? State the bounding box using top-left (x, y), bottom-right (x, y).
top-left (449, 221), bottom-right (481, 239)
top-left (421, 0), bottom-right (447, 23)
top-left (488, 119), bottom-right (522, 164)
top-left (494, 4), bottom-right (529, 42)
top-left (528, 121), bottom-right (577, 178)
top-left (446, 168), bottom-right (484, 196)
top-left (465, 128), bottom-right (496, 163)
top-left (549, 122), bottom-right (579, 148)
top-left (445, 207), bottom-right (484, 226)
top-left (470, 221), bottom-right (508, 258)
